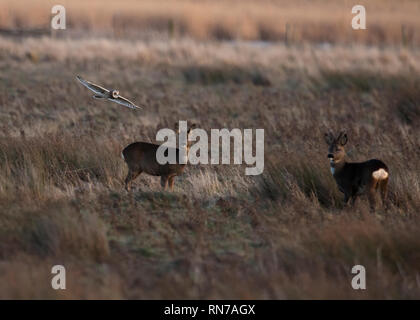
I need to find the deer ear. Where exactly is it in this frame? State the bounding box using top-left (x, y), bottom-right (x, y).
top-left (324, 132), bottom-right (333, 145)
top-left (339, 133), bottom-right (348, 146)
top-left (187, 123), bottom-right (197, 133)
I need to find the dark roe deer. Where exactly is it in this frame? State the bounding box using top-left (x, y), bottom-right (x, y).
top-left (324, 131), bottom-right (389, 209)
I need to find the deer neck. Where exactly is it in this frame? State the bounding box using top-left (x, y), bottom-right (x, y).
top-left (330, 158), bottom-right (346, 176)
top-left (178, 139), bottom-right (191, 164)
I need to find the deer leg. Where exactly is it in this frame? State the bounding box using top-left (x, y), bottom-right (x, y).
top-left (168, 175), bottom-right (176, 191)
top-left (350, 195), bottom-right (358, 207)
top-left (161, 175), bottom-right (169, 190)
top-left (125, 170), bottom-right (141, 191)
top-left (343, 193), bottom-right (350, 206)
top-left (367, 180), bottom-right (378, 211)
top-left (379, 177), bottom-right (389, 207)
top-left (368, 191), bottom-right (376, 211)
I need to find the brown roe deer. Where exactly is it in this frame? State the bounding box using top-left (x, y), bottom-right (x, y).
top-left (122, 123), bottom-right (196, 191)
top-left (324, 131), bottom-right (389, 210)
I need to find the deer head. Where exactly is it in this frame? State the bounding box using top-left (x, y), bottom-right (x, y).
top-left (324, 131), bottom-right (348, 164)
top-left (174, 122), bottom-right (197, 150)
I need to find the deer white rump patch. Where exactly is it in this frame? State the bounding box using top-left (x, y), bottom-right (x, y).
top-left (372, 168), bottom-right (388, 180)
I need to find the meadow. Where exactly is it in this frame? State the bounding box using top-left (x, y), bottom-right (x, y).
top-left (0, 0), bottom-right (419, 45)
top-left (0, 1), bottom-right (420, 299)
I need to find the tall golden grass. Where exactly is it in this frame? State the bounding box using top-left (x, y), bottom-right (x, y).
top-left (1, 36), bottom-right (420, 73)
top-left (0, 0), bottom-right (419, 45)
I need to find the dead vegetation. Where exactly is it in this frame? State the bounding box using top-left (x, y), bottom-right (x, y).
top-left (0, 32), bottom-right (419, 298)
top-left (0, 0), bottom-right (419, 45)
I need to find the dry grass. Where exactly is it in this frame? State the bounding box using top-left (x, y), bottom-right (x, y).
top-left (0, 35), bottom-right (419, 299)
top-left (0, 0), bottom-right (419, 45)
top-left (1, 37), bottom-right (420, 76)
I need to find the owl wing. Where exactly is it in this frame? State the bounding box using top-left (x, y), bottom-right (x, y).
top-left (76, 75), bottom-right (110, 96)
top-left (108, 95), bottom-right (143, 110)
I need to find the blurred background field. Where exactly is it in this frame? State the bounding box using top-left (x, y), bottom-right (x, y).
top-left (0, 0), bottom-right (419, 45)
top-left (0, 0), bottom-right (419, 299)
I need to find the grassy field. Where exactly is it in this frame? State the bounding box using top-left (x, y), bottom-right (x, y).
top-left (0, 0), bottom-right (419, 45)
top-left (0, 34), bottom-right (419, 299)
top-left (0, 0), bottom-right (420, 300)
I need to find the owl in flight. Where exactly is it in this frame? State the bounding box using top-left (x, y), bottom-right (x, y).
top-left (76, 75), bottom-right (143, 110)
